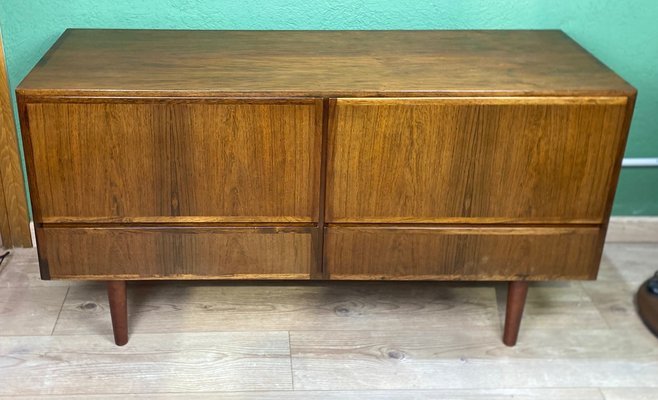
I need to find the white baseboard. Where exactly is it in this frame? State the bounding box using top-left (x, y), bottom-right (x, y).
top-left (30, 221), bottom-right (36, 245)
top-left (606, 217), bottom-right (658, 243)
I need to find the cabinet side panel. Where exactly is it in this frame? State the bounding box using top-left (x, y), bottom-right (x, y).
top-left (39, 227), bottom-right (315, 279)
top-left (325, 226), bottom-right (602, 280)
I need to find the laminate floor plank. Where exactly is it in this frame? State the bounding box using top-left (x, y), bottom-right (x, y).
top-left (601, 387), bottom-right (657, 400)
top-left (580, 281), bottom-right (653, 333)
top-left (495, 281), bottom-right (609, 336)
top-left (0, 332), bottom-right (292, 395)
top-left (289, 329), bottom-right (658, 390)
top-left (0, 388), bottom-right (606, 399)
top-left (606, 217), bottom-right (658, 243)
top-left (0, 249), bottom-right (69, 288)
top-left (0, 243), bottom-right (656, 396)
top-left (596, 244), bottom-right (658, 285)
top-left (53, 282), bottom-right (498, 335)
top-left (0, 287), bottom-right (68, 335)
top-left (581, 244), bottom-right (656, 334)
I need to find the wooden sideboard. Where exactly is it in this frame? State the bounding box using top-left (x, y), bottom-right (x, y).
top-left (16, 30), bottom-right (636, 346)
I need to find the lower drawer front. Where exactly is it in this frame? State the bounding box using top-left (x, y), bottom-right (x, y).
top-left (38, 227), bottom-right (316, 279)
top-left (325, 226), bottom-right (603, 280)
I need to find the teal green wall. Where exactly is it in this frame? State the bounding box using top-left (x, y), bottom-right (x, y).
top-left (1, 1), bottom-right (657, 215)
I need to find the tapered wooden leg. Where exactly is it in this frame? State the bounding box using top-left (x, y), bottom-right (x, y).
top-left (503, 281), bottom-right (528, 347)
top-left (107, 281), bottom-right (128, 346)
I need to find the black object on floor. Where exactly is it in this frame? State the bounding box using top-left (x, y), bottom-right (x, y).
top-left (0, 250), bottom-right (9, 266)
top-left (637, 271), bottom-right (658, 337)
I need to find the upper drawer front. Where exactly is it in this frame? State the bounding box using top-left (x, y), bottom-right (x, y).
top-left (25, 100), bottom-right (322, 223)
top-left (327, 97), bottom-right (628, 224)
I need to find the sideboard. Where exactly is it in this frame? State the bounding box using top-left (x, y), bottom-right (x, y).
top-left (16, 30), bottom-right (636, 346)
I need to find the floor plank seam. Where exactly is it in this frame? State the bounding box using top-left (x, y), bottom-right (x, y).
top-left (2, 244), bottom-right (658, 395)
top-left (0, 387), bottom-right (624, 397)
top-left (598, 387), bottom-right (608, 400)
top-left (50, 286), bottom-right (69, 335)
top-left (579, 281), bottom-right (633, 331)
top-left (288, 331), bottom-right (296, 391)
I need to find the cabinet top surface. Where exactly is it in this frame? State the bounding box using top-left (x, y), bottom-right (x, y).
top-left (18, 29), bottom-right (634, 98)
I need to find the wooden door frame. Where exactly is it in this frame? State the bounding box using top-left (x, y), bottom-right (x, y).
top-left (0, 29), bottom-right (32, 248)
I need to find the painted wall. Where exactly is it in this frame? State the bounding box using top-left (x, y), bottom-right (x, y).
top-left (1, 0), bottom-right (656, 215)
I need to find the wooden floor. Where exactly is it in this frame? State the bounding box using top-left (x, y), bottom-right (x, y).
top-left (0, 244), bottom-right (656, 399)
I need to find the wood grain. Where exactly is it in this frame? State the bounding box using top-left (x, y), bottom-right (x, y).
top-left (107, 281), bottom-right (128, 346)
top-left (24, 101), bottom-right (321, 223)
top-left (0, 389), bottom-right (608, 399)
top-left (0, 332), bottom-right (292, 395)
top-left (12, 29), bottom-right (639, 348)
top-left (601, 388), bottom-right (658, 400)
top-left (326, 97), bottom-right (627, 223)
top-left (596, 243), bottom-right (658, 285)
top-left (581, 281), bottom-right (645, 330)
top-left (54, 282), bottom-right (497, 335)
top-left (39, 227), bottom-right (316, 279)
top-left (591, 92), bottom-right (637, 282)
top-left (495, 282), bottom-right (610, 333)
top-left (325, 226), bottom-right (603, 280)
top-left (0, 248), bottom-right (68, 288)
top-left (0, 29), bottom-right (31, 247)
top-left (17, 30), bottom-right (634, 97)
top-left (503, 281), bottom-right (529, 346)
top-left (1, 244), bottom-right (657, 396)
top-left (289, 329), bottom-right (658, 390)
top-left (606, 217), bottom-right (658, 242)
top-left (0, 286), bottom-right (68, 335)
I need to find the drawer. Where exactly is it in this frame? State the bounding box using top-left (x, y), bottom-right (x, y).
top-left (37, 227), bottom-right (317, 279)
top-left (24, 100), bottom-right (322, 223)
top-left (325, 226), bottom-right (603, 280)
top-left (326, 97), bottom-right (628, 224)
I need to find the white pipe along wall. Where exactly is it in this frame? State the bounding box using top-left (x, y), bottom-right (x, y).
top-left (622, 158), bottom-right (658, 167)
